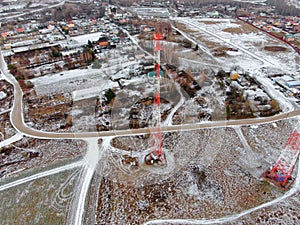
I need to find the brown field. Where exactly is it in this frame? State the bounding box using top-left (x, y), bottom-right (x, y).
top-left (264, 46), bottom-right (288, 52)
top-left (174, 21), bottom-right (197, 34)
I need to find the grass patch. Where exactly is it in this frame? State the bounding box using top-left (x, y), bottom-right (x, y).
top-left (0, 168), bottom-right (80, 225)
top-left (194, 34), bottom-right (228, 50)
top-left (200, 20), bottom-right (219, 25)
top-left (223, 27), bottom-right (244, 34)
top-left (174, 21), bottom-right (197, 34)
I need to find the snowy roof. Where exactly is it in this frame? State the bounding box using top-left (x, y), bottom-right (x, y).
top-left (286, 80), bottom-right (300, 87)
top-left (148, 71), bottom-right (164, 78)
top-left (111, 69), bottom-right (130, 80)
top-left (0, 91), bottom-right (7, 100)
top-left (277, 75), bottom-right (295, 82)
top-left (71, 32), bottom-right (105, 45)
top-left (244, 89), bottom-right (268, 99)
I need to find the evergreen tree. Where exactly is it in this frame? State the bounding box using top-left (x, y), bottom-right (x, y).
top-left (226, 104), bottom-right (231, 120)
top-left (88, 40), bottom-right (93, 48)
top-left (105, 89), bottom-right (116, 104)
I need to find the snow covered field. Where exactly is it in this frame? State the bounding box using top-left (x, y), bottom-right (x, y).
top-left (95, 117), bottom-right (299, 224)
top-left (71, 32), bottom-right (105, 46)
top-left (175, 18), bottom-right (298, 74)
top-left (0, 168), bottom-right (81, 225)
top-left (31, 46), bottom-right (142, 97)
top-left (31, 67), bottom-right (119, 96)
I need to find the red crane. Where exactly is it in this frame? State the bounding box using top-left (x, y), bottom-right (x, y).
top-left (264, 128), bottom-right (300, 189)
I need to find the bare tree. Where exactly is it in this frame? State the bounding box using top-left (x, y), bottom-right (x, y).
top-left (162, 43), bottom-right (178, 65)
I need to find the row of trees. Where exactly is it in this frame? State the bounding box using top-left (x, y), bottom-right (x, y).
top-left (267, 0), bottom-right (300, 16)
top-left (117, 0), bottom-right (300, 16)
top-left (38, 3), bottom-right (106, 23)
top-left (181, 0), bottom-right (300, 16)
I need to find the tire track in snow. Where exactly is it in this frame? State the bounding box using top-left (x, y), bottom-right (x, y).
top-left (0, 108), bottom-right (11, 115)
top-left (71, 165), bottom-right (94, 225)
top-left (0, 161), bottom-right (83, 192)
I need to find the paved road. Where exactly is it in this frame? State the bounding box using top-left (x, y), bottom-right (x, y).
top-left (1, 51), bottom-right (300, 140)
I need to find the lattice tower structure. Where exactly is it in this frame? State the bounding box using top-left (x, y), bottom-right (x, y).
top-left (266, 125), bottom-right (300, 188)
top-left (145, 32), bottom-right (165, 164)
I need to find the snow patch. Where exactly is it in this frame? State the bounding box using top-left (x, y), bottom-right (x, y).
top-left (0, 91), bottom-right (7, 100)
top-left (71, 32), bottom-right (105, 45)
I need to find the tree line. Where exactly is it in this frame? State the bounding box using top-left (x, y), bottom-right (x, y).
top-left (267, 0), bottom-right (300, 16)
top-left (117, 0), bottom-right (300, 16)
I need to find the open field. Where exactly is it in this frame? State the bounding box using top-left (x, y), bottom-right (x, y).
top-left (95, 121), bottom-right (298, 224)
top-left (0, 168), bottom-right (81, 225)
top-left (174, 18), bottom-right (298, 73)
top-left (0, 138), bottom-right (86, 178)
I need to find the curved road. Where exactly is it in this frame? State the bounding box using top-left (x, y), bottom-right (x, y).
top-left (1, 51), bottom-right (300, 140)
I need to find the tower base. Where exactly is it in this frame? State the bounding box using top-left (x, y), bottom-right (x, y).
top-left (144, 152), bottom-right (167, 166)
top-left (261, 168), bottom-right (295, 190)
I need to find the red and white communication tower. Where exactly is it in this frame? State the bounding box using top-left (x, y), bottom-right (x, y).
top-left (145, 32), bottom-right (166, 165)
top-left (264, 126), bottom-right (300, 188)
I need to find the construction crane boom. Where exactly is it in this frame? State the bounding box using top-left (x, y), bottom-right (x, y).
top-left (264, 125), bottom-right (300, 189)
